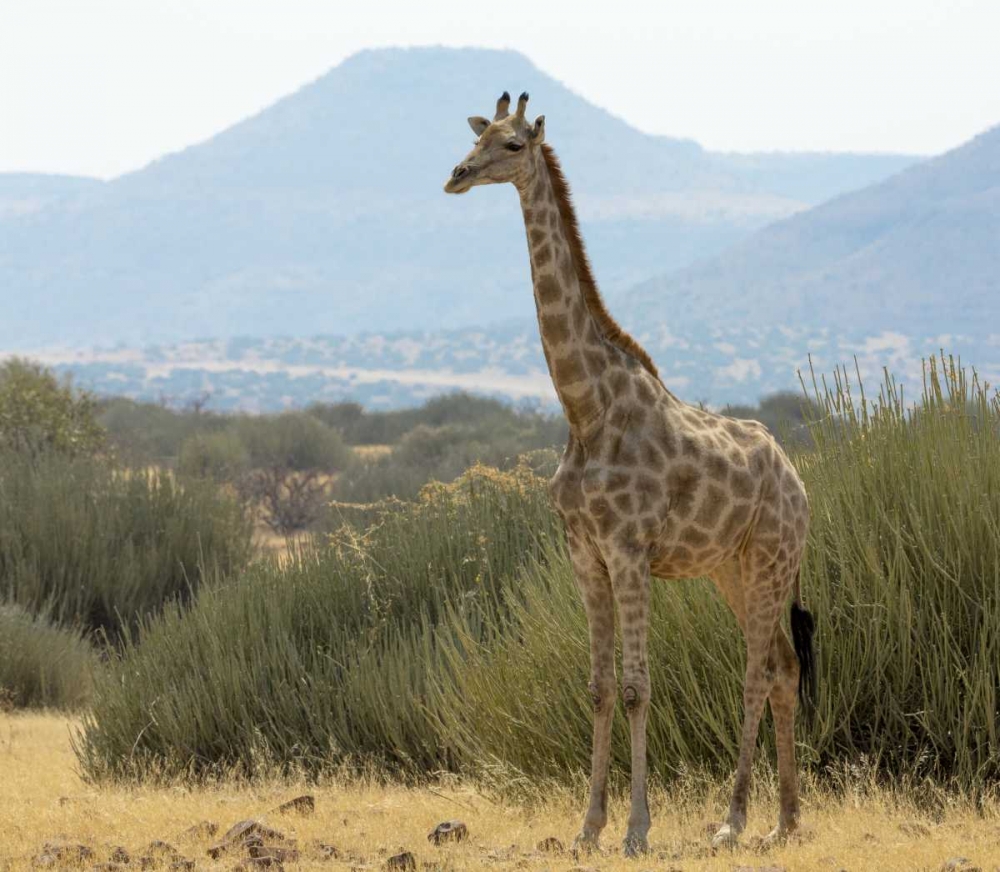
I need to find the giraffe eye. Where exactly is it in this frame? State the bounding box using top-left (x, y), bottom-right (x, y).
top-left (505, 141), bottom-right (524, 152)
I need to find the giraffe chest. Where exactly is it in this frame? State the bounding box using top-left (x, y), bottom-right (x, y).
top-left (549, 447), bottom-right (673, 556)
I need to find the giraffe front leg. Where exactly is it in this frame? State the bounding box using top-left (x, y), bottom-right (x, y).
top-left (612, 556), bottom-right (652, 857)
top-left (569, 541), bottom-right (616, 854)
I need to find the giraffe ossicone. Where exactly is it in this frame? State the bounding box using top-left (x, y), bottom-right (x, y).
top-left (445, 90), bottom-right (817, 856)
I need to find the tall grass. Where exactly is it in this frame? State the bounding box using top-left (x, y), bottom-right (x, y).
top-left (77, 356), bottom-right (1000, 790)
top-left (77, 463), bottom-right (561, 779)
top-left (0, 603), bottom-right (95, 709)
top-left (0, 450), bottom-right (254, 640)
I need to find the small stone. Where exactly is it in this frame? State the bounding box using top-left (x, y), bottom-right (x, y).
top-left (942, 860), bottom-right (981, 872)
top-left (427, 821), bottom-right (468, 845)
top-left (209, 822), bottom-right (288, 859)
top-left (181, 822), bottom-right (219, 840)
top-left (385, 852), bottom-right (416, 871)
top-left (221, 821), bottom-right (286, 846)
top-left (146, 842), bottom-right (180, 858)
top-left (482, 845), bottom-right (516, 863)
top-left (275, 795), bottom-right (315, 816)
top-left (536, 837), bottom-right (564, 854)
top-left (315, 843), bottom-right (340, 861)
top-left (35, 844), bottom-right (95, 868)
top-left (248, 846), bottom-right (299, 864)
top-left (232, 860), bottom-right (284, 872)
top-left (316, 842), bottom-right (340, 860)
top-left (109, 848), bottom-right (131, 864)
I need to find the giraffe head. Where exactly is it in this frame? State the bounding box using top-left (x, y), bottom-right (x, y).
top-left (444, 91), bottom-right (546, 194)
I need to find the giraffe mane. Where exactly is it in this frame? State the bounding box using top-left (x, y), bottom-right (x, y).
top-left (540, 144), bottom-right (660, 380)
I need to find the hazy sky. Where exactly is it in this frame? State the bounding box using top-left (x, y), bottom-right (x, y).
top-left (3, 0), bottom-right (999, 179)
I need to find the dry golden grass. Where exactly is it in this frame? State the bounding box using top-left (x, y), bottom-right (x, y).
top-left (352, 445), bottom-right (393, 461)
top-left (2, 713), bottom-right (999, 872)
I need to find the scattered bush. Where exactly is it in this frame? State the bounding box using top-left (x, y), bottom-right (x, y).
top-left (77, 462), bottom-right (561, 780)
top-left (0, 449), bottom-right (254, 641)
top-left (178, 431), bottom-right (251, 482)
top-left (723, 390), bottom-right (820, 447)
top-left (100, 397), bottom-right (227, 465)
top-left (234, 412), bottom-right (351, 471)
top-left (77, 357), bottom-right (1000, 792)
top-left (0, 603), bottom-right (94, 709)
top-left (228, 414), bottom-right (351, 532)
top-left (0, 358), bottom-right (105, 457)
top-left (307, 393), bottom-right (562, 446)
top-left (331, 415), bottom-right (566, 503)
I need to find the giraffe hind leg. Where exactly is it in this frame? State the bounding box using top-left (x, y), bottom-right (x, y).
top-left (711, 569), bottom-right (789, 850)
top-left (760, 626), bottom-right (802, 848)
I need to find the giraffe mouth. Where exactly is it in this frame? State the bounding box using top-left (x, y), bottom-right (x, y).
top-left (444, 165), bottom-right (477, 194)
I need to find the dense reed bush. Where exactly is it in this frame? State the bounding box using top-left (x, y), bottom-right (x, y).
top-left (0, 603), bottom-right (94, 709)
top-left (78, 357), bottom-right (1000, 790)
top-left (78, 463), bottom-right (561, 779)
top-left (0, 450), bottom-right (253, 640)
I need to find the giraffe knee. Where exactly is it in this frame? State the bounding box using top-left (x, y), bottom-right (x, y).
top-left (589, 678), bottom-right (616, 714)
top-left (622, 680), bottom-right (650, 715)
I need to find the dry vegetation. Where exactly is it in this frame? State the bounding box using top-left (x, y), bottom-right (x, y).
top-left (2, 714), bottom-right (1000, 872)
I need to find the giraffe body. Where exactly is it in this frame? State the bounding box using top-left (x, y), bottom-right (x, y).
top-left (445, 91), bottom-right (815, 855)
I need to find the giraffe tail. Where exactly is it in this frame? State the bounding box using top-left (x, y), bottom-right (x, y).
top-left (790, 572), bottom-right (817, 721)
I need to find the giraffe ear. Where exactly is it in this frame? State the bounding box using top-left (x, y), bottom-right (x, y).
top-left (529, 115), bottom-right (545, 143)
top-left (467, 116), bottom-right (490, 136)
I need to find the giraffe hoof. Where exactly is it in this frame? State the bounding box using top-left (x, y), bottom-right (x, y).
top-left (572, 832), bottom-right (600, 855)
top-left (710, 823), bottom-right (740, 851)
top-left (621, 832), bottom-right (649, 857)
top-left (753, 826), bottom-right (788, 852)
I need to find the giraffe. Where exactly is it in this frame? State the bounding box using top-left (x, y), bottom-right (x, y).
top-left (444, 91), bottom-right (816, 856)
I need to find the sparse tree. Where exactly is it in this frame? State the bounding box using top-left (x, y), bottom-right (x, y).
top-left (0, 358), bottom-right (105, 457)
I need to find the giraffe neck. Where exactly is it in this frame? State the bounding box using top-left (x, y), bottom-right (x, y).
top-left (517, 149), bottom-right (613, 438)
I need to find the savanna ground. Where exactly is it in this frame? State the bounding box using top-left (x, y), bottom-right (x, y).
top-left (5, 360), bottom-right (1000, 872)
top-left (3, 713), bottom-right (999, 872)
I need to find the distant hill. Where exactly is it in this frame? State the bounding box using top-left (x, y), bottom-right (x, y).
top-left (0, 47), bottom-right (918, 349)
top-left (0, 173), bottom-right (101, 217)
top-left (621, 124), bottom-right (1000, 337)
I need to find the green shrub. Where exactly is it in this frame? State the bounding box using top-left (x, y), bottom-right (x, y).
top-left (0, 603), bottom-right (94, 709)
top-left (331, 420), bottom-right (564, 503)
top-left (99, 397), bottom-right (227, 465)
top-left (77, 356), bottom-right (1000, 791)
top-left (178, 431), bottom-right (251, 482)
top-left (308, 393), bottom-right (567, 447)
top-left (0, 450), bottom-right (253, 640)
top-left (235, 413), bottom-right (351, 471)
top-left (77, 462), bottom-right (561, 780)
top-left (0, 358), bottom-right (105, 456)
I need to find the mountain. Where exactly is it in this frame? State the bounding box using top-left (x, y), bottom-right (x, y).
top-left (620, 124), bottom-right (1000, 338)
top-left (0, 173), bottom-right (102, 218)
top-left (48, 123), bottom-right (997, 413)
top-left (0, 47), bottom-right (918, 350)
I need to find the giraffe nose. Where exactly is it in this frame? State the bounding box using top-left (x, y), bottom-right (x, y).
top-left (451, 164), bottom-right (470, 180)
